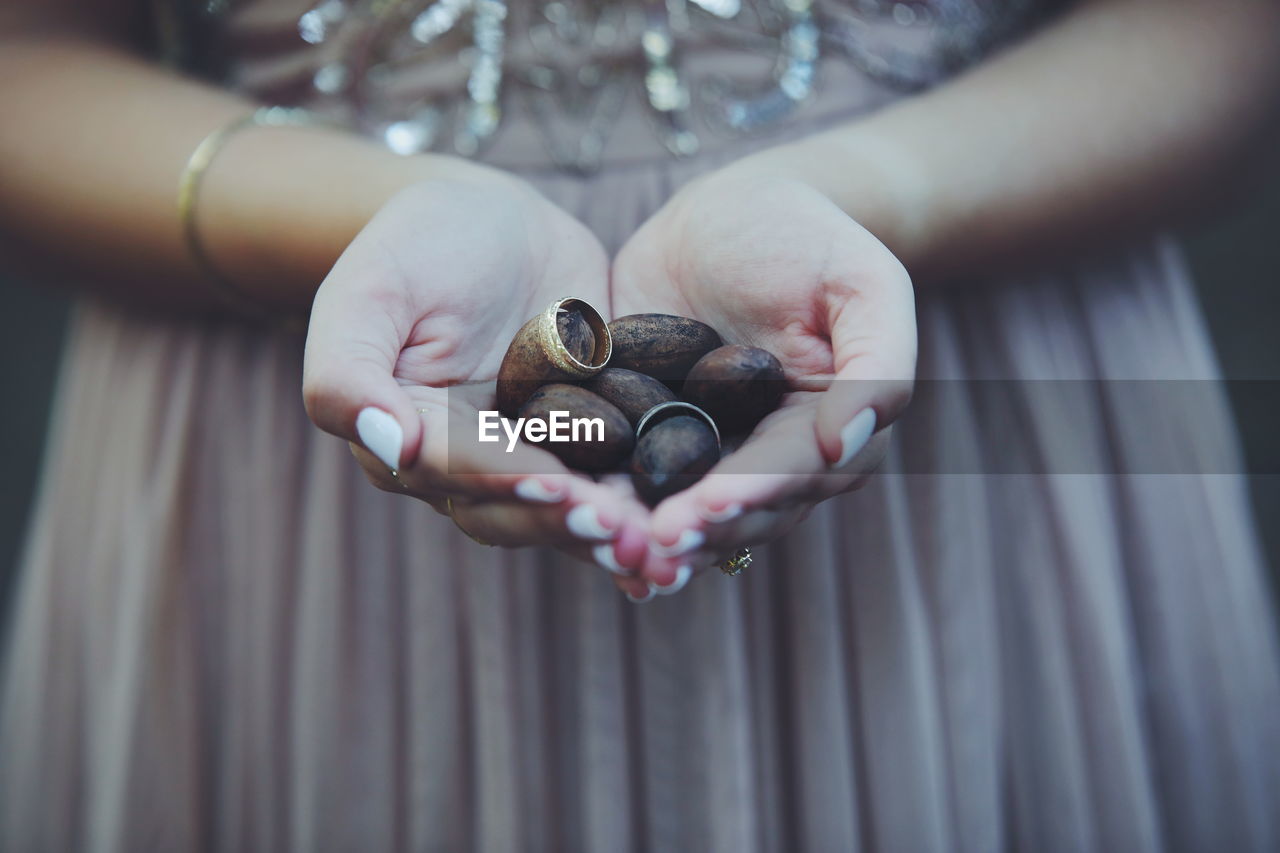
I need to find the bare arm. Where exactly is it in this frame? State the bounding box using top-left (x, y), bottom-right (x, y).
top-left (0, 1), bottom-right (507, 311)
top-left (755, 0), bottom-right (1280, 283)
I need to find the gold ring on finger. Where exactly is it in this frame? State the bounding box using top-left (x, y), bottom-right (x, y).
top-left (720, 548), bottom-right (752, 576)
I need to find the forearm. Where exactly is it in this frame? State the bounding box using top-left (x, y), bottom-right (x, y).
top-left (0, 37), bottom-right (503, 312)
top-left (759, 0), bottom-right (1280, 284)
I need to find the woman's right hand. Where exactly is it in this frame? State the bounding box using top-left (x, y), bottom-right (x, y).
top-left (303, 170), bottom-right (653, 570)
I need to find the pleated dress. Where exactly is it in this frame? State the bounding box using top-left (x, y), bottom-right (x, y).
top-left (3, 1), bottom-right (1278, 850)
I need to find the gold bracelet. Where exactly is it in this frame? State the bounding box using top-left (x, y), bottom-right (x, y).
top-left (176, 106), bottom-right (339, 318)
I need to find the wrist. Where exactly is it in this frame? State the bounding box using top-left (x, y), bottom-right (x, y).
top-left (197, 125), bottom-right (519, 310)
top-left (733, 130), bottom-right (934, 272)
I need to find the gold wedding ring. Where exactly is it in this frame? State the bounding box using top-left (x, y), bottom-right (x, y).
top-left (720, 548), bottom-right (752, 576)
top-left (446, 496), bottom-right (493, 547)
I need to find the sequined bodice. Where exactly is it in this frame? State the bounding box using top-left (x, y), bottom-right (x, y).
top-left (175, 0), bottom-right (1049, 173)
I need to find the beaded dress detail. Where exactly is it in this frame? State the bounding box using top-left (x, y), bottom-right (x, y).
top-left (182, 0), bottom-right (1038, 171)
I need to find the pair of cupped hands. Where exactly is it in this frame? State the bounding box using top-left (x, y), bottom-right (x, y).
top-left (302, 154), bottom-right (917, 601)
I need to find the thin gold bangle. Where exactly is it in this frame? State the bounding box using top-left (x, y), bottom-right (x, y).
top-left (176, 106), bottom-right (341, 319)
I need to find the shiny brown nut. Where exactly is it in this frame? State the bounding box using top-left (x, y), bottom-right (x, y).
top-left (496, 298), bottom-right (611, 415)
top-left (518, 383), bottom-right (633, 472)
top-left (556, 306), bottom-right (596, 365)
top-left (629, 402), bottom-right (721, 506)
top-left (605, 314), bottom-right (722, 385)
top-left (682, 345), bottom-right (785, 434)
top-left (581, 368), bottom-right (677, 427)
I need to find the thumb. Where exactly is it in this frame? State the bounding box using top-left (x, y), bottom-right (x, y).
top-left (814, 261), bottom-right (917, 469)
top-left (302, 279), bottom-right (423, 472)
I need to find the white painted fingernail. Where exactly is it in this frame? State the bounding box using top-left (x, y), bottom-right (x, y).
top-left (834, 408), bottom-right (877, 469)
top-left (356, 407), bottom-right (403, 472)
top-left (514, 478), bottom-right (564, 504)
top-left (592, 543), bottom-right (627, 575)
top-left (698, 503), bottom-right (743, 524)
top-left (655, 529), bottom-right (705, 558)
top-left (566, 504), bottom-right (615, 541)
top-left (626, 585), bottom-right (656, 604)
top-left (654, 565), bottom-right (693, 596)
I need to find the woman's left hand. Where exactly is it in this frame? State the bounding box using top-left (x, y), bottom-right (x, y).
top-left (608, 159), bottom-right (917, 595)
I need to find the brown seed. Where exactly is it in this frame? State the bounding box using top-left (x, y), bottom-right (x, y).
top-left (556, 306), bottom-right (596, 366)
top-left (496, 298), bottom-right (611, 415)
top-left (518, 383), bottom-right (633, 472)
top-left (581, 368), bottom-right (677, 427)
top-left (629, 403), bottom-right (721, 506)
top-left (682, 345), bottom-right (785, 434)
top-left (605, 314), bottom-right (722, 385)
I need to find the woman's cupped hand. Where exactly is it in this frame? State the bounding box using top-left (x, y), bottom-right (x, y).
top-left (605, 160), bottom-right (917, 598)
top-left (302, 169), bottom-right (654, 570)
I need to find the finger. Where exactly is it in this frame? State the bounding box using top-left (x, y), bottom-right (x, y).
top-left (349, 441), bottom-right (422, 498)
top-left (645, 423), bottom-right (890, 576)
top-left (638, 542), bottom-right (718, 589)
top-left (641, 529), bottom-right (781, 589)
top-left (645, 506), bottom-right (797, 583)
top-left (402, 391), bottom-right (586, 503)
top-left (613, 573), bottom-right (658, 603)
top-left (687, 430), bottom-right (887, 554)
top-left (684, 419), bottom-right (893, 511)
top-left (451, 492), bottom-right (651, 563)
top-left (813, 248), bottom-right (916, 469)
top-left (553, 541), bottom-right (656, 601)
top-left (351, 427), bottom-right (574, 512)
top-left (646, 401), bottom-right (823, 548)
top-left (303, 265), bottom-right (423, 472)
top-left (353, 410), bottom-right (656, 557)
top-left (698, 504), bottom-right (807, 552)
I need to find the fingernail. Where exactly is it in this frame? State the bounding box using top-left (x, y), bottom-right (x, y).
top-left (592, 543), bottom-right (627, 575)
top-left (356, 407), bottom-right (403, 472)
top-left (655, 529), bottom-right (705, 558)
top-left (626, 585), bottom-right (656, 604)
top-left (698, 503), bottom-right (743, 524)
top-left (833, 408), bottom-right (877, 469)
top-left (566, 504), bottom-right (616, 541)
top-left (654, 565), bottom-right (693, 596)
top-left (514, 478), bottom-right (565, 504)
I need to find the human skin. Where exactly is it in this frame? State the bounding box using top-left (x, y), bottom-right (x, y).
top-left (1, 0), bottom-right (1277, 588)
top-left (602, 0), bottom-right (1280, 593)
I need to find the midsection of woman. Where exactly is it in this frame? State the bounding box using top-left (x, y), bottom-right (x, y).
top-left (2, 1), bottom-right (1280, 851)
